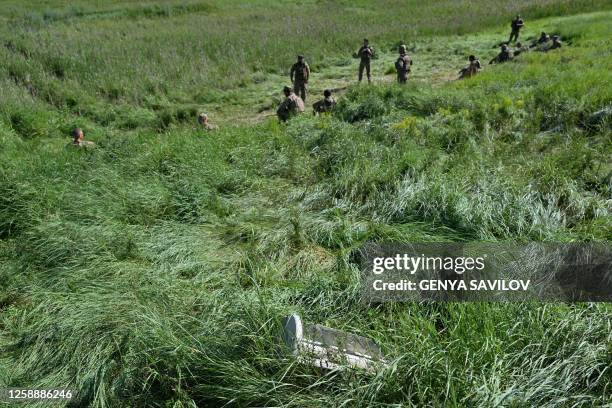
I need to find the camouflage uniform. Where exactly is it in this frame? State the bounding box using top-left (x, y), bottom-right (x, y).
top-left (313, 96), bottom-right (336, 115)
top-left (198, 114), bottom-right (218, 131)
top-left (68, 140), bottom-right (96, 149)
top-left (470, 59), bottom-right (482, 73)
top-left (513, 42), bottom-right (529, 56)
top-left (531, 32), bottom-right (550, 49)
top-left (537, 33), bottom-right (550, 44)
top-left (489, 45), bottom-right (514, 64)
top-left (69, 128), bottom-right (95, 148)
top-left (357, 44), bottom-right (373, 83)
top-left (508, 16), bottom-right (524, 43)
top-left (395, 45), bottom-right (412, 84)
top-left (550, 36), bottom-right (562, 50)
top-left (277, 90), bottom-right (305, 122)
top-left (290, 58), bottom-right (310, 102)
top-left (459, 58), bottom-right (482, 79)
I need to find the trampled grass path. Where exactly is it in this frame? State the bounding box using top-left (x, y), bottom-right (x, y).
top-left (208, 19), bottom-right (568, 125)
top-left (1, 8), bottom-right (610, 407)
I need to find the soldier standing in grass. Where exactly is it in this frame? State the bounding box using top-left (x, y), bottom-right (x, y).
top-left (458, 55), bottom-right (482, 79)
top-left (489, 44), bottom-right (514, 64)
top-left (356, 38), bottom-right (374, 83)
top-left (290, 55), bottom-right (310, 102)
top-left (508, 14), bottom-right (524, 43)
top-left (277, 86), bottom-right (305, 122)
top-left (395, 44), bottom-right (412, 84)
top-left (312, 89), bottom-right (336, 115)
top-left (69, 127), bottom-right (95, 148)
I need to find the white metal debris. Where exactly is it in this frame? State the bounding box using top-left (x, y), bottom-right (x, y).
top-left (282, 314), bottom-right (387, 371)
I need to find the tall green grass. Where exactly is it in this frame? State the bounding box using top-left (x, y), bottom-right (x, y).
top-left (0, 0), bottom-right (610, 130)
top-left (0, 6), bottom-right (610, 408)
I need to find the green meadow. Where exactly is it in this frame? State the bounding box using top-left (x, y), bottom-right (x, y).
top-left (0, 1), bottom-right (611, 407)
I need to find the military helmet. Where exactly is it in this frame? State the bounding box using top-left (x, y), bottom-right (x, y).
top-left (283, 85), bottom-right (292, 94)
top-left (297, 54), bottom-right (304, 59)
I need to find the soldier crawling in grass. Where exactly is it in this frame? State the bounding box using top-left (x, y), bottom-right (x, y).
top-left (458, 55), bottom-right (482, 79)
top-left (395, 44), bottom-right (412, 84)
top-left (531, 32), bottom-right (550, 49)
top-left (290, 55), bottom-right (310, 102)
top-left (513, 42), bottom-right (529, 56)
top-left (312, 89), bottom-right (336, 115)
top-left (356, 38), bottom-right (374, 83)
top-left (277, 86), bottom-right (305, 122)
top-left (68, 127), bottom-right (95, 148)
top-left (197, 113), bottom-right (218, 131)
top-left (489, 44), bottom-right (514, 64)
top-left (549, 35), bottom-right (562, 50)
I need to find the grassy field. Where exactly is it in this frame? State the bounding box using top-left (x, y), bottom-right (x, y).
top-left (0, 1), bottom-right (611, 407)
top-left (0, 0), bottom-right (610, 124)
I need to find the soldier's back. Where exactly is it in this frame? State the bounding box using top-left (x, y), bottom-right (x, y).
top-left (293, 94), bottom-right (305, 112)
top-left (396, 55), bottom-right (410, 71)
top-left (287, 94), bottom-right (305, 113)
top-left (313, 97), bottom-right (336, 114)
top-left (67, 141), bottom-right (96, 149)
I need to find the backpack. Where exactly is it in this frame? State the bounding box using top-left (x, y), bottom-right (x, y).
top-left (395, 55), bottom-right (410, 72)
